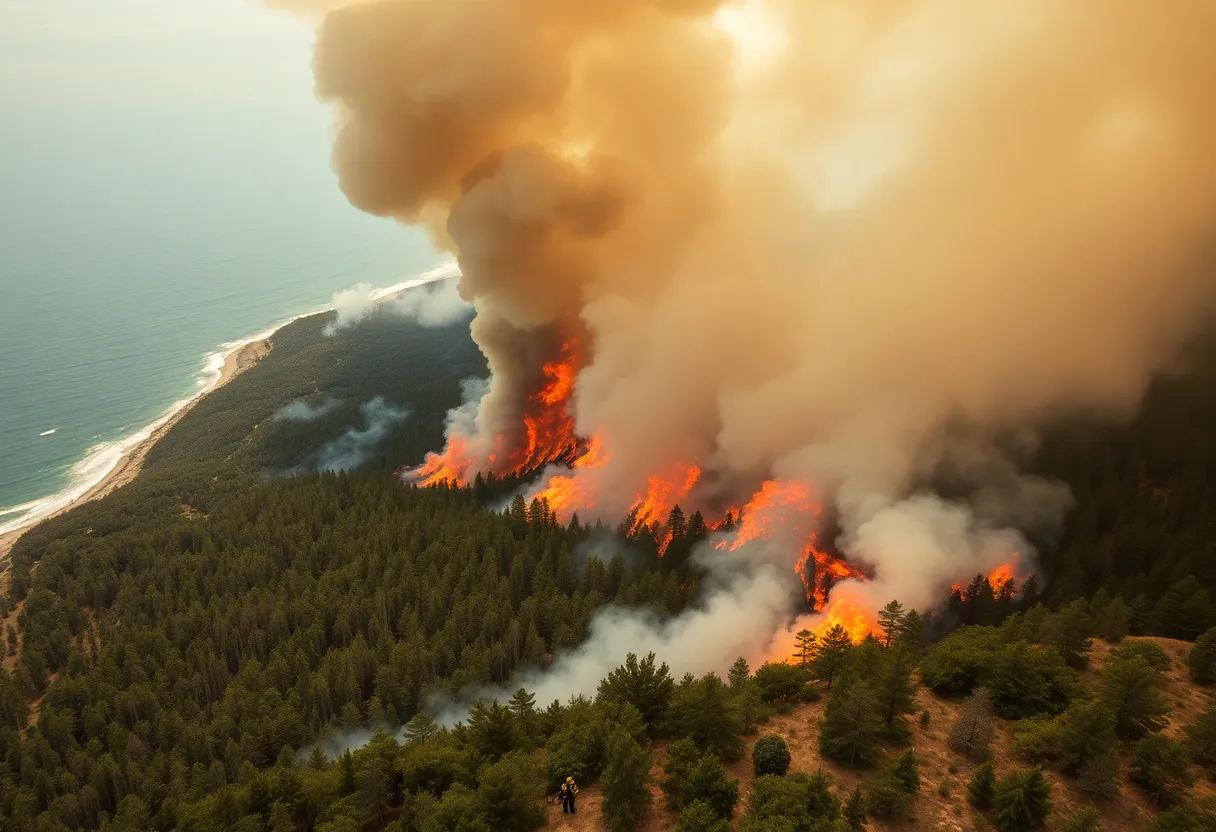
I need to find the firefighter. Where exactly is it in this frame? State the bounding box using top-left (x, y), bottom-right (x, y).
top-left (559, 776), bottom-right (579, 814)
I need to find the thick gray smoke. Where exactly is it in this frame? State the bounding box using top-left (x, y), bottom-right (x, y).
top-left (307, 397), bottom-right (408, 472)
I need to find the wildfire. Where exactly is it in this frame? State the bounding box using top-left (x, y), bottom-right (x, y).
top-left (813, 592), bottom-right (879, 643)
top-left (718, 479), bottom-right (864, 611)
top-left (951, 558), bottom-right (1021, 596)
top-left (630, 464), bottom-right (702, 534)
top-left (408, 433), bottom-right (473, 487)
top-left (726, 480), bottom-right (818, 550)
top-left (410, 363), bottom-right (1026, 651)
top-left (406, 335), bottom-right (586, 487)
top-left (797, 541), bottom-right (868, 608)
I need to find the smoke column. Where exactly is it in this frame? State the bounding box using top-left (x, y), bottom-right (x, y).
top-left (283, 0), bottom-right (1216, 676)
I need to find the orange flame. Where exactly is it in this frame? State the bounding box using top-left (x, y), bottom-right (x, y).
top-left (798, 541), bottom-right (868, 608)
top-left (726, 480), bottom-right (818, 550)
top-left (951, 559), bottom-right (1020, 596)
top-left (629, 464), bottom-right (702, 535)
top-left (409, 433), bottom-right (473, 487)
top-left (538, 354), bottom-right (576, 406)
top-left (812, 592), bottom-right (878, 643)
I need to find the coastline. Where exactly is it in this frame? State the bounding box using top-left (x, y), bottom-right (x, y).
top-left (0, 339), bottom-right (271, 567)
top-left (0, 261), bottom-right (460, 568)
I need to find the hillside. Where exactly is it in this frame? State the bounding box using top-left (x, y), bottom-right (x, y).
top-left (546, 638), bottom-right (1216, 832)
top-left (4, 309), bottom-right (1216, 831)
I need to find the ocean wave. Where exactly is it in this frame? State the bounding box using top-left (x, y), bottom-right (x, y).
top-left (0, 262), bottom-right (459, 540)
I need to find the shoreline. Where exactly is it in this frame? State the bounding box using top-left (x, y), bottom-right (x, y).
top-left (0, 262), bottom-right (460, 569)
top-left (0, 339), bottom-right (271, 568)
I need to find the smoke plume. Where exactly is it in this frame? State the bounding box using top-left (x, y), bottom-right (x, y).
top-left (272, 396), bottom-right (341, 422)
top-left (292, 0), bottom-right (1216, 679)
top-left (324, 273), bottom-right (471, 335)
top-left (303, 397), bottom-right (408, 472)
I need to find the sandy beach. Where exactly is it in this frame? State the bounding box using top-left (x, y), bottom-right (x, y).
top-left (0, 338), bottom-right (270, 569)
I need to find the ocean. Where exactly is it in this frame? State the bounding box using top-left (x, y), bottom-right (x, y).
top-left (0, 0), bottom-right (456, 536)
top-left (0, 209), bottom-right (446, 535)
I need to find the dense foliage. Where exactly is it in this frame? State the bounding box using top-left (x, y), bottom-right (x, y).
top-left (7, 306), bottom-right (1216, 829)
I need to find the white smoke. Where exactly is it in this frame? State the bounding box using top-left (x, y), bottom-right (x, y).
top-left (309, 397), bottom-right (408, 472)
top-left (390, 279), bottom-right (472, 326)
top-left (431, 532), bottom-right (804, 723)
top-left (272, 396), bottom-right (342, 422)
top-left (323, 269), bottom-right (470, 335)
top-left (323, 283), bottom-right (378, 336)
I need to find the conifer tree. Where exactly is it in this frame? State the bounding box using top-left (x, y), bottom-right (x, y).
top-left (1100, 597), bottom-right (1131, 643)
top-left (508, 688), bottom-right (537, 739)
top-left (844, 785), bottom-right (867, 829)
top-left (602, 729), bottom-right (653, 832)
top-left (668, 673), bottom-right (745, 762)
top-left (993, 767), bottom-right (1052, 832)
top-left (819, 677), bottom-right (882, 767)
top-left (728, 657), bottom-right (751, 689)
top-left (1056, 700), bottom-right (1118, 777)
top-left (677, 801), bottom-right (731, 832)
top-left (1041, 600), bottom-right (1094, 668)
top-left (874, 645), bottom-right (918, 741)
top-left (877, 600), bottom-right (906, 647)
top-left (1100, 654), bottom-right (1170, 738)
top-left (1185, 704), bottom-right (1216, 775)
top-left (892, 749), bottom-right (920, 794)
top-left (900, 608), bottom-right (925, 648)
top-left (968, 761), bottom-right (996, 810)
top-left (1059, 806), bottom-right (1101, 832)
top-left (794, 629), bottom-right (818, 666)
top-left (812, 624), bottom-right (854, 690)
top-left (467, 699), bottom-right (520, 762)
top-left (598, 652), bottom-right (676, 733)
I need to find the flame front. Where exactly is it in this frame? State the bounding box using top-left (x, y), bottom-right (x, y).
top-left (410, 370), bottom-right (1023, 655)
top-left (630, 464), bottom-right (702, 534)
top-left (409, 433), bottom-right (473, 487)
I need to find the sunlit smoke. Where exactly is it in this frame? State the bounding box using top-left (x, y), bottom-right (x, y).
top-left (287, 0), bottom-right (1216, 675)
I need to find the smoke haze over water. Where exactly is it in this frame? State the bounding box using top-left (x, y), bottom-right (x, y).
top-left (284, 0), bottom-right (1216, 680)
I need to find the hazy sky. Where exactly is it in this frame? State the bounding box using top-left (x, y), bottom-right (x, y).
top-left (0, 0), bottom-right (434, 310)
top-left (0, 0), bottom-right (330, 228)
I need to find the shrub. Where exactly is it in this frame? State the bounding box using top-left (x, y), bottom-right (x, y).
top-left (677, 800), bottom-right (731, 832)
top-left (752, 735), bottom-right (792, 777)
top-left (1111, 640), bottom-right (1172, 672)
top-left (1059, 805), bottom-right (1101, 832)
top-left (755, 662), bottom-right (807, 703)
